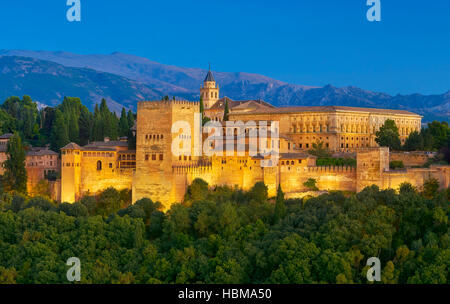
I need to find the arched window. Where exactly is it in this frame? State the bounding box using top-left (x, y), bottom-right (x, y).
top-left (97, 161), bottom-right (102, 171)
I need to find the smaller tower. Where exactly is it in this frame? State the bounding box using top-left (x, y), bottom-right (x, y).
top-left (200, 64), bottom-right (219, 109)
top-left (60, 143), bottom-right (82, 203)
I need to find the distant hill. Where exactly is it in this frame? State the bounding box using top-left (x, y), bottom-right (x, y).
top-left (0, 56), bottom-right (162, 112)
top-left (0, 50), bottom-right (448, 122)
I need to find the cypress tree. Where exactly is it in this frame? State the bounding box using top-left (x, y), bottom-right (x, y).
top-left (127, 110), bottom-right (135, 130)
top-left (50, 109), bottom-right (69, 152)
top-left (79, 107), bottom-right (93, 146)
top-left (273, 184), bottom-right (286, 224)
top-left (2, 133), bottom-right (27, 194)
top-left (223, 99), bottom-right (229, 121)
top-left (119, 108), bottom-right (129, 137)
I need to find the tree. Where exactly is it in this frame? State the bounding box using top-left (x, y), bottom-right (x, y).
top-left (403, 131), bottom-right (423, 151)
top-left (59, 97), bottom-right (82, 143)
top-left (303, 178), bottom-right (318, 191)
top-left (375, 119), bottom-right (401, 151)
top-left (0, 109), bottom-right (16, 134)
top-left (421, 128), bottom-right (435, 151)
top-left (273, 184), bottom-right (286, 223)
top-left (309, 141), bottom-right (331, 158)
top-left (119, 108), bottom-right (129, 137)
top-left (96, 187), bottom-right (124, 216)
top-left (389, 160), bottom-right (404, 170)
top-left (31, 180), bottom-right (51, 198)
top-left (199, 97), bottom-right (211, 126)
top-left (427, 121), bottom-right (449, 150)
top-left (223, 100), bottom-right (229, 121)
top-left (1, 96), bottom-right (38, 140)
top-left (248, 182), bottom-right (268, 204)
top-left (92, 99), bottom-right (119, 141)
top-left (184, 178), bottom-right (209, 205)
top-left (422, 178), bottom-right (439, 199)
top-left (78, 106), bottom-right (93, 146)
top-left (50, 109), bottom-right (69, 152)
top-left (399, 182), bottom-right (416, 194)
top-left (2, 133), bottom-right (27, 194)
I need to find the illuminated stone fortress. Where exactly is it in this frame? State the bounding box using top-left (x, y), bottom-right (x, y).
top-left (61, 69), bottom-right (449, 209)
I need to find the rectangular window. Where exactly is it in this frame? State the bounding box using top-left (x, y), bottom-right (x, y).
top-left (159, 154), bottom-right (163, 161)
top-left (152, 154), bottom-right (156, 161)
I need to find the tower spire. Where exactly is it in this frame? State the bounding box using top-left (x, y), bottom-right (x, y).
top-left (201, 63), bottom-right (219, 109)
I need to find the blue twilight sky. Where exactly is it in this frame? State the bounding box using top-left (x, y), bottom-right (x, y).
top-left (0, 0), bottom-right (449, 95)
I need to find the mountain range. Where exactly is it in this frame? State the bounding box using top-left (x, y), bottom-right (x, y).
top-left (0, 49), bottom-right (448, 122)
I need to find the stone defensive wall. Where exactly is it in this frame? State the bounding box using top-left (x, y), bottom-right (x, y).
top-left (79, 157), bottom-right (133, 197)
top-left (280, 165), bottom-right (357, 196)
top-left (389, 151), bottom-right (436, 167)
top-left (382, 165), bottom-right (450, 191)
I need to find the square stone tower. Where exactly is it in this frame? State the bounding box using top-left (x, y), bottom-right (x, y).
top-left (132, 100), bottom-right (201, 209)
top-left (356, 147), bottom-right (389, 192)
top-left (60, 143), bottom-right (82, 203)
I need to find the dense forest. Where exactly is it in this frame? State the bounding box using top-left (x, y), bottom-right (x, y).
top-left (0, 96), bottom-right (136, 151)
top-left (0, 96), bottom-right (449, 284)
top-left (0, 179), bottom-right (448, 284)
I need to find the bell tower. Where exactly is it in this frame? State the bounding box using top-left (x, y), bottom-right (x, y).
top-left (200, 64), bottom-right (219, 109)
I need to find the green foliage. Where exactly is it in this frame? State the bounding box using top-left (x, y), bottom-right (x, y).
top-left (402, 121), bottom-right (449, 152)
top-left (184, 178), bottom-right (209, 205)
top-left (0, 183), bottom-right (448, 284)
top-left (0, 95), bottom-right (136, 152)
top-left (422, 178), bottom-right (440, 199)
top-left (389, 160), bottom-right (404, 170)
top-left (427, 121), bottom-right (450, 150)
top-left (50, 109), bottom-right (69, 152)
top-left (30, 179), bottom-right (51, 198)
top-left (316, 157), bottom-right (356, 167)
top-left (273, 184), bottom-right (286, 224)
top-left (96, 187), bottom-right (128, 216)
top-left (309, 141), bottom-right (331, 158)
top-left (375, 119), bottom-right (401, 151)
top-left (119, 108), bottom-right (129, 137)
top-left (303, 178), bottom-right (319, 191)
top-left (399, 182), bottom-right (417, 195)
top-left (0, 109), bottom-right (15, 134)
top-left (2, 133), bottom-right (27, 194)
top-left (92, 99), bottom-right (120, 141)
top-left (403, 131), bottom-right (423, 151)
top-left (223, 99), bottom-right (229, 121)
top-left (248, 182), bottom-right (268, 204)
top-left (1, 96), bottom-right (39, 140)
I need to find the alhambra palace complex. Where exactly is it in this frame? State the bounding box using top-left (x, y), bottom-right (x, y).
top-left (1, 70), bottom-right (449, 208)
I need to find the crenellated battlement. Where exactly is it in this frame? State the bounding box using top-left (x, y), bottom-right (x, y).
top-left (138, 100), bottom-right (200, 110)
top-left (305, 165), bottom-right (356, 173)
top-left (173, 163), bottom-right (213, 174)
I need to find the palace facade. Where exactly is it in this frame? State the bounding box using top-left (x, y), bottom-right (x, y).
top-left (60, 70), bottom-right (449, 209)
